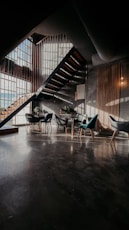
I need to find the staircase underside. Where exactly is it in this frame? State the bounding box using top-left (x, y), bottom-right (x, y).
top-left (38, 46), bottom-right (87, 102)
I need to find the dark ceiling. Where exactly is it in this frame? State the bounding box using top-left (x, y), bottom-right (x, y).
top-left (1, 1), bottom-right (129, 69)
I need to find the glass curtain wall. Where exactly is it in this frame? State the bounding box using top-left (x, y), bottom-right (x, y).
top-left (40, 34), bottom-right (73, 80)
top-left (0, 39), bottom-right (32, 125)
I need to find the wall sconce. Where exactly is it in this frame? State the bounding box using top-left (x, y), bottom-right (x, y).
top-left (120, 76), bottom-right (124, 86)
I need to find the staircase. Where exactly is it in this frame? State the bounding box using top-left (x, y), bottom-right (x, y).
top-left (0, 94), bottom-right (34, 119)
top-left (37, 47), bottom-right (87, 99)
top-left (0, 47), bottom-right (87, 128)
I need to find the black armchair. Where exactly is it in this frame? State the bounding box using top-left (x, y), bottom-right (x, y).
top-left (40, 113), bottom-right (53, 132)
top-left (25, 113), bottom-right (41, 123)
top-left (25, 113), bottom-right (41, 131)
top-left (55, 114), bottom-right (68, 134)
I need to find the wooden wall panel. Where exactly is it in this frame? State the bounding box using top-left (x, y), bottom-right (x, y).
top-left (97, 63), bottom-right (120, 127)
top-left (120, 60), bottom-right (129, 120)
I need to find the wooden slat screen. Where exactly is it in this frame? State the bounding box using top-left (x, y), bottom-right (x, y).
top-left (97, 63), bottom-right (120, 127)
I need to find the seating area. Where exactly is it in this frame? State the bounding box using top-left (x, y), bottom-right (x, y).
top-left (2, 112), bottom-right (128, 144)
top-left (24, 112), bottom-right (129, 143)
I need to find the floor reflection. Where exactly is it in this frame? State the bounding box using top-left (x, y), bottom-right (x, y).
top-left (1, 126), bottom-right (129, 229)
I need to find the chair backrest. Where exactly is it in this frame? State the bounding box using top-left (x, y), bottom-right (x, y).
top-left (25, 113), bottom-right (40, 123)
top-left (109, 115), bottom-right (116, 122)
top-left (109, 115), bottom-right (129, 132)
top-left (55, 114), bottom-right (68, 126)
top-left (87, 114), bottom-right (98, 129)
top-left (109, 115), bottom-right (118, 130)
top-left (44, 113), bottom-right (53, 123)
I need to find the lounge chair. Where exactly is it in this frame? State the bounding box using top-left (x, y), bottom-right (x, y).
top-left (109, 115), bottom-right (129, 143)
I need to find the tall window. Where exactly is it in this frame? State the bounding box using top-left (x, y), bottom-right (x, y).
top-left (41, 35), bottom-right (73, 79)
top-left (0, 39), bottom-right (32, 125)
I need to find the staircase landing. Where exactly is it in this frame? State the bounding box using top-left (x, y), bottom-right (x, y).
top-left (0, 125), bottom-right (19, 135)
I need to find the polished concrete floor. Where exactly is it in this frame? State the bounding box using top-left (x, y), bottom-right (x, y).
top-left (0, 125), bottom-right (129, 230)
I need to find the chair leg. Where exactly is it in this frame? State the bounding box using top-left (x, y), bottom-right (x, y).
top-left (110, 130), bottom-right (117, 143)
top-left (45, 123), bottom-right (47, 133)
top-left (79, 128), bottom-right (82, 136)
top-left (90, 129), bottom-right (94, 141)
top-left (48, 122), bottom-right (52, 133)
top-left (65, 126), bottom-right (67, 134)
top-left (38, 122), bottom-right (41, 131)
top-left (26, 122), bottom-right (30, 133)
top-left (45, 122), bottom-right (51, 133)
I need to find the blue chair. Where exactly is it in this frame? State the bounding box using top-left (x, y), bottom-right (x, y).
top-left (109, 115), bottom-right (129, 143)
top-left (79, 114), bottom-right (98, 140)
